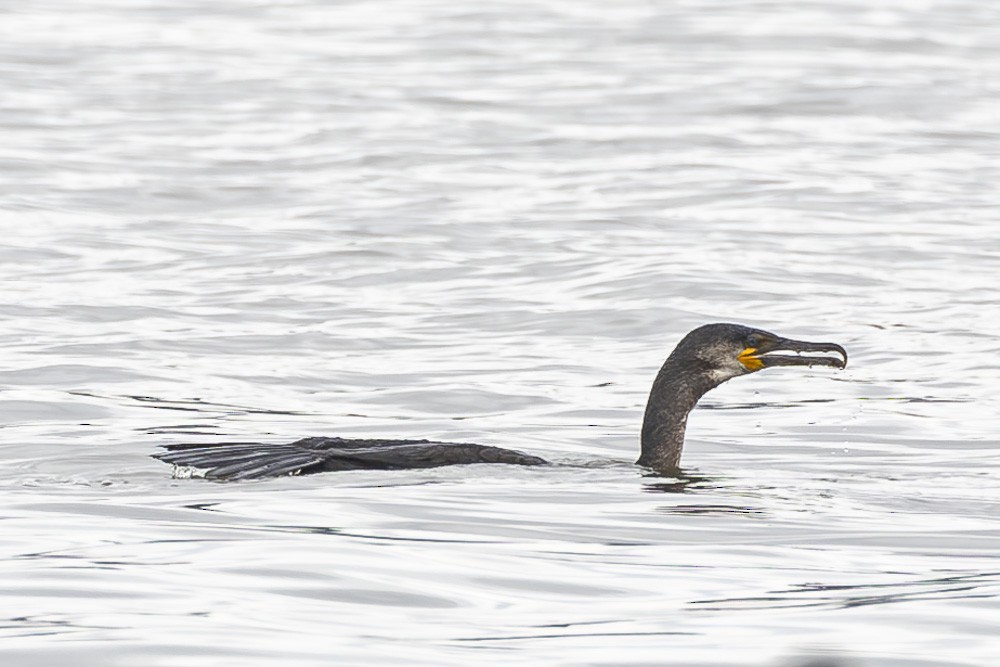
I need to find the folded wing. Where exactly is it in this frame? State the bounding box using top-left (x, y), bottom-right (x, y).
top-left (154, 436), bottom-right (547, 481)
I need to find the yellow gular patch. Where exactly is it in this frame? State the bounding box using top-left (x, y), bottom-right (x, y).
top-left (737, 347), bottom-right (764, 371)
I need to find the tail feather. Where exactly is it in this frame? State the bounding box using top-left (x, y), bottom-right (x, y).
top-left (154, 442), bottom-right (326, 481)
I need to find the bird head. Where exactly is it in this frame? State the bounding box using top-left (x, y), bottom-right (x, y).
top-left (672, 323), bottom-right (848, 387)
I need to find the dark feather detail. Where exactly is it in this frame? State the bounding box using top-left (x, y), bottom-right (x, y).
top-left (154, 442), bottom-right (328, 480)
top-left (154, 436), bottom-right (548, 481)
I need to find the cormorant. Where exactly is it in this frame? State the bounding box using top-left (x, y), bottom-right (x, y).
top-left (153, 323), bottom-right (847, 480)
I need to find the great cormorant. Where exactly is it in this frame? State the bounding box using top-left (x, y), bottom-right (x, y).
top-left (153, 323), bottom-right (847, 480)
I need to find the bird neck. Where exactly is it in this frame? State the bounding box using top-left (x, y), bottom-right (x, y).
top-left (638, 355), bottom-right (716, 472)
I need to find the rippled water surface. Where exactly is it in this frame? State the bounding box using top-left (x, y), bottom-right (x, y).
top-left (3, 1), bottom-right (1000, 665)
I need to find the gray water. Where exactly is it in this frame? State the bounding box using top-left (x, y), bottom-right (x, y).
top-left (2, 1), bottom-right (1000, 665)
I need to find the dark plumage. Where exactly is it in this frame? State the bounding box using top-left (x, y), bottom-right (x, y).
top-left (637, 323), bottom-right (846, 470)
top-left (155, 437), bottom-right (546, 481)
top-left (154, 323), bottom-right (846, 480)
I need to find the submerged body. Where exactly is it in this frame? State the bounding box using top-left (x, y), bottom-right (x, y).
top-left (154, 323), bottom-right (847, 480)
top-left (157, 437), bottom-right (546, 481)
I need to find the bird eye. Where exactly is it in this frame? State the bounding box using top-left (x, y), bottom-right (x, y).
top-left (745, 334), bottom-right (761, 349)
